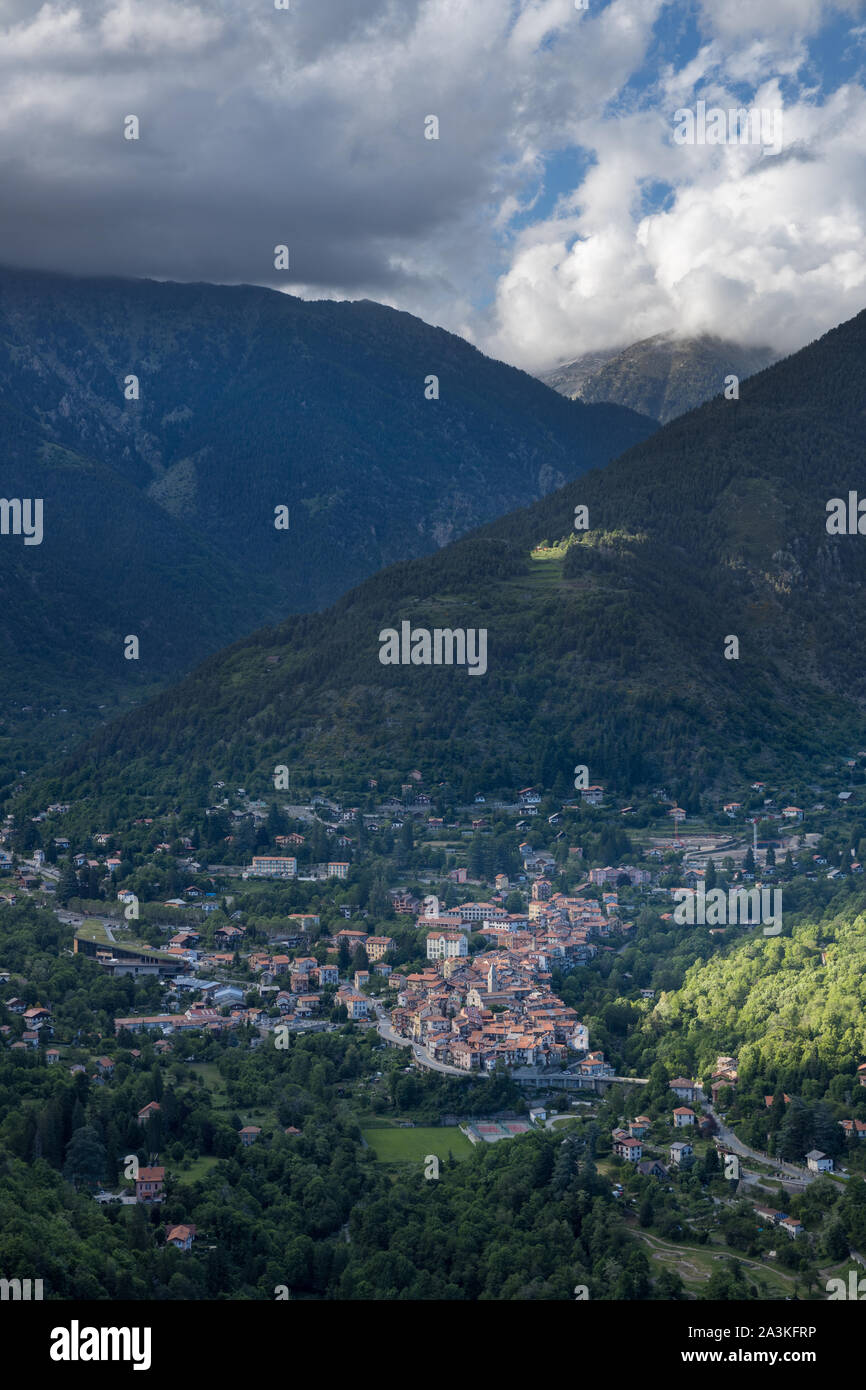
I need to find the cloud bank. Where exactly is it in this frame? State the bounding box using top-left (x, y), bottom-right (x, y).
top-left (0, 0), bottom-right (864, 368)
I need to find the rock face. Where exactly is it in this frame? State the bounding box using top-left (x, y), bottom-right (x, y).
top-left (538, 333), bottom-right (779, 424)
top-left (538, 346), bottom-right (621, 398)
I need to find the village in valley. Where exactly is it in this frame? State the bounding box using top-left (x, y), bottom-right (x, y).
top-left (3, 756), bottom-right (866, 1297)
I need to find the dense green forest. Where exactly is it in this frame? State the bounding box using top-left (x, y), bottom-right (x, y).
top-left (645, 900), bottom-right (866, 1079)
top-left (0, 1131), bottom-right (654, 1301)
top-left (20, 303), bottom-right (866, 823)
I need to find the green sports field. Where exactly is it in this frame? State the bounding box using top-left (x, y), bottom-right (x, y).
top-left (362, 1126), bottom-right (473, 1164)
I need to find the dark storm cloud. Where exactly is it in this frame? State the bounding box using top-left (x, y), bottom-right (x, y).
top-left (0, 0), bottom-right (542, 297)
top-left (4, 0), bottom-right (860, 366)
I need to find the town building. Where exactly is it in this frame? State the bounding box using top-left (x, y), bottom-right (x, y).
top-left (669, 1141), bottom-right (693, 1166)
top-left (249, 856), bottom-right (297, 878)
top-left (806, 1149), bottom-right (833, 1173)
top-left (427, 931), bottom-right (468, 961)
top-left (614, 1136), bottom-right (643, 1162)
top-left (166, 1224), bottom-right (196, 1251)
top-left (673, 1106), bottom-right (696, 1127)
top-left (135, 1166), bottom-right (165, 1203)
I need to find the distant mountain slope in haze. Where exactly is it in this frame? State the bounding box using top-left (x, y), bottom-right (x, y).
top-left (0, 266), bottom-right (656, 775)
top-left (539, 346), bottom-right (620, 397)
top-left (539, 333), bottom-right (779, 423)
top-left (29, 307), bottom-right (866, 820)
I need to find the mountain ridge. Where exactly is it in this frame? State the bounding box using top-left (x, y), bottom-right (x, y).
top-left (20, 304), bottom-right (866, 819)
top-left (0, 264), bottom-right (656, 775)
top-left (539, 332), bottom-right (779, 423)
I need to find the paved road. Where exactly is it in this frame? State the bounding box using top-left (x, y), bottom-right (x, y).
top-left (542, 1112), bottom-right (593, 1130)
top-left (738, 1168), bottom-right (804, 1193)
top-left (706, 1100), bottom-right (850, 1186)
top-left (708, 1102), bottom-right (808, 1178)
top-left (373, 1004), bottom-right (472, 1077)
top-left (56, 909), bottom-right (117, 941)
top-left (26, 860), bottom-right (60, 881)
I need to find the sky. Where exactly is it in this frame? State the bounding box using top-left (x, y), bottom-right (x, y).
top-left (1, 0), bottom-right (865, 371)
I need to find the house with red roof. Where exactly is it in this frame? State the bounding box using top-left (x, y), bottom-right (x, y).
top-left (673, 1106), bottom-right (696, 1127)
top-left (779, 1216), bottom-right (804, 1238)
top-left (614, 1135), bottom-right (643, 1162)
top-left (166, 1224), bottom-right (196, 1250)
top-left (135, 1166), bottom-right (165, 1203)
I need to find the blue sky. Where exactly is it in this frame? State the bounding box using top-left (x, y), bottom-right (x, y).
top-left (516, 1), bottom-right (865, 246)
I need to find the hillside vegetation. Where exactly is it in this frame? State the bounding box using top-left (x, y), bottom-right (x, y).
top-left (24, 305), bottom-right (866, 817)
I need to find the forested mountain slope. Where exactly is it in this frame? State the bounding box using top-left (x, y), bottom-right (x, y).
top-left (20, 305), bottom-right (866, 815)
top-left (0, 265), bottom-right (655, 776)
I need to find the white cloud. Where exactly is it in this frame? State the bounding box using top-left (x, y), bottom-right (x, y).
top-left (99, 0), bottom-right (223, 54)
top-left (695, 0), bottom-right (859, 43)
top-left (0, 0), bottom-right (864, 369)
top-left (485, 8), bottom-right (866, 369)
top-left (0, 4), bottom-right (86, 59)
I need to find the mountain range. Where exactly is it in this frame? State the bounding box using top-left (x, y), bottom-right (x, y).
top-left (0, 265), bottom-right (655, 779)
top-left (26, 304), bottom-right (866, 819)
top-left (538, 333), bottom-right (778, 423)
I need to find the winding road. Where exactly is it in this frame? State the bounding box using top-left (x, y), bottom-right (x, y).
top-left (705, 1100), bottom-right (849, 1187)
top-left (373, 1003), bottom-right (472, 1077)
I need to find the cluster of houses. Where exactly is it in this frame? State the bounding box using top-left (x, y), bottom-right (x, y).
top-left (91, 880), bottom-right (620, 1065)
top-left (371, 868), bottom-right (630, 1075)
top-left (114, 999), bottom-right (266, 1036)
top-left (5, 876), bottom-right (629, 1071)
top-left (722, 773), bottom-right (863, 827)
top-left (422, 887), bottom-right (616, 964)
top-left (158, 923), bottom-right (247, 968)
top-left (613, 1131), bottom-right (695, 1171)
top-left (611, 1078), bottom-right (713, 1171)
top-left (753, 1204), bottom-right (805, 1239)
top-left (387, 947), bottom-right (589, 1070)
top-left (1, 999), bottom-right (53, 1052)
top-left (105, 915), bottom-right (402, 1036)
